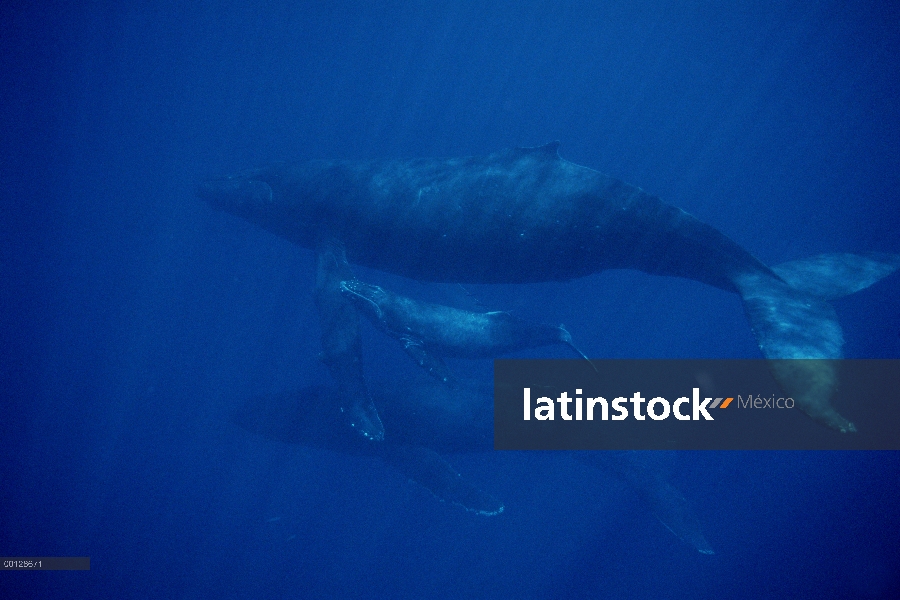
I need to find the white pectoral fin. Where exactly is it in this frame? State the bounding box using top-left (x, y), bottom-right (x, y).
top-left (651, 483), bottom-right (715, 555)
top-left (399, 337), bottom-right (455, 385)
top-left (380, 444), bottom-right (504, 516)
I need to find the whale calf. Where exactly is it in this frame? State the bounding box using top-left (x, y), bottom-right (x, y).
top-left (200, 142), bottom-right (900, 431)
top-left (339, 279), bottom-right (594, 383)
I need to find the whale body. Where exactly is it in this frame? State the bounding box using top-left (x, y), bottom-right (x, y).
top-left (233, 378), bottom-right (714, 553)
top-left (339, 278), bottom-right (594, 383)
top-left (199, 143), bottom-right (900, 431)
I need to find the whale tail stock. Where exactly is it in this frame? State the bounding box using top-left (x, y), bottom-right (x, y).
top-left (731, 252), bottom-right (900, 432)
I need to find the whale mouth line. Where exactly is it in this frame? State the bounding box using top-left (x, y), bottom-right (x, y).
top-left (340, 280), bottom-right (384, 320)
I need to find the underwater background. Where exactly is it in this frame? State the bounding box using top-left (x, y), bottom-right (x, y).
top-left (3, 0), bottom-right (900, 598)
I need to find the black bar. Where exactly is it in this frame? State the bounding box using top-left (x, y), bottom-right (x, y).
top-left (1, 558), bottom-right (90, 571)
top-left (494, 359), bottom-right (900, 450)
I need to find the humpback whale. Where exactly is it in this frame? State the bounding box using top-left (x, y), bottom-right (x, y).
top-left (234, 379), bottom-right (502, 515)
top-left (199, 142), bottom-right (900, 431)
top-left (232, 378), bottom-right (714, 553)
top-left (339, 279), bottom-right (593, 383)
top-left (313, 240), bottom-right (383, 440)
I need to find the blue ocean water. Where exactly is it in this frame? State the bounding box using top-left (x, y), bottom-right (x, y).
top-left (2, 1), bottom-right (899, 598)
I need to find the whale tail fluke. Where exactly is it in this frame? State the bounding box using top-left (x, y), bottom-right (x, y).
top-left (770, 252), bottom-right (900, 300)
top-left (732, 253), bottom-right (900, 432)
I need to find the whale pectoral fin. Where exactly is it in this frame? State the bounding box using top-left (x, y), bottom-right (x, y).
top-left (380, 444), bottom-right (504, 516)
top-left (400, 337), bottom-right (455, 386)
top-left (314, 240), bottom-right (384, 441)
top-left (650, 482), bottom-right (715, 555)
top-left (577, 451), bottom-right (714, 554)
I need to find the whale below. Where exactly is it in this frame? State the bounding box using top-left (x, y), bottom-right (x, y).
top-left (199, 142), bottom-right (900, 431)
top-left (232, 378), bottom-right (715, 554)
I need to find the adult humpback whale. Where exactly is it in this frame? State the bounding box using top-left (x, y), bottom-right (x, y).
top-left (232, 378), bottom-right (714, 554)
top-left (199, 142), bottom-right (900, 432)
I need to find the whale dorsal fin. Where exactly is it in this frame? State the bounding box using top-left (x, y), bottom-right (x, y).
top-left (514, 141), bottom-right (561, 159)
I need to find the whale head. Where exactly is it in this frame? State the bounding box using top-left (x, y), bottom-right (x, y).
top-left (339, 280), bottom-right (387, 320)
